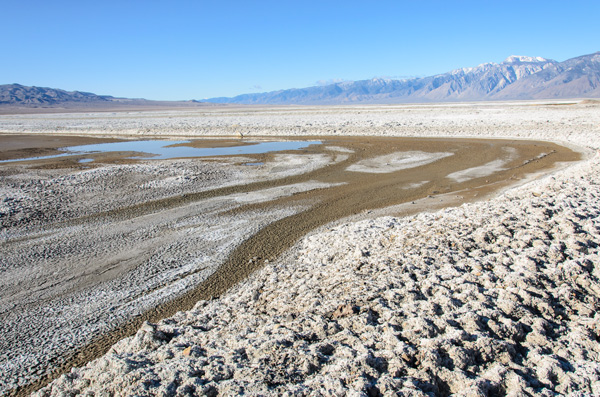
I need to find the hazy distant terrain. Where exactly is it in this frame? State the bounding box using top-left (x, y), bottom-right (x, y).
top-left (207, 52), bottom-right (600, 104)
top-left (1, 52), bottom-right (598, 111)
top-left (0, 84), bottom-right (210, 113)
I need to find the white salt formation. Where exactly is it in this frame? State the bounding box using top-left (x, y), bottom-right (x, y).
top-left (36, 155), bottom-right (600, 396)
top-left (347, 151), bottom-right (453, 173)
top-left (8, 101), bottom-right (600, 395)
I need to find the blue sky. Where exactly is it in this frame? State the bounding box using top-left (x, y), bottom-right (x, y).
top-left (2, 1), bottom-right (599, 100)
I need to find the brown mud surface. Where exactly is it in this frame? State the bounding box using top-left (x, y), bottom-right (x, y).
top-left (2, 135), bottom-right (579, 396)
top-left (0, 134), bottom-right (121, 162)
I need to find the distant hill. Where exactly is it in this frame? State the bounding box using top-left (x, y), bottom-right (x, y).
top-left (206, 52), bottom-right (600, 105)
top-left (0, 84), bottom-right (209, 113)
top-left (0, 84), bottom-right (114, 106)
top-left (4, 51), bottom-right (598, 111)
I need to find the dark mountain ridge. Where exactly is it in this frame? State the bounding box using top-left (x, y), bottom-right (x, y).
top-left (0, 84), bottom-right (209, 114)
top-left (0, 84), bottom-right (114, 106)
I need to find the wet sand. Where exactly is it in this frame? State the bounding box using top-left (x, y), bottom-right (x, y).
top-left (0, 132), bottom-right (579, 395)
top-left (0, 134), bottom-right (121, 162)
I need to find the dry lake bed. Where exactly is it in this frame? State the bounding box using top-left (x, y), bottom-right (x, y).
top-left (1, 101), bottom-right (599, 396)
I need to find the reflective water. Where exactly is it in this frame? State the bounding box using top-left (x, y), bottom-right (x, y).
top-left (1, 140), bottom-right (321, 163)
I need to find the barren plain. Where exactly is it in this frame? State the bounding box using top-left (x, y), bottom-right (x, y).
top-left (0, 101), bottom-right (599, 396)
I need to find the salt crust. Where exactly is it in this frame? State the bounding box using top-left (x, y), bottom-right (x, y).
top-left (24, 102), bottom-right (600, 396)
top-left (446, 147), bottom-right (518, 183)
top-left (0, 154), bottom-right (333, 393)
top-left (347, 151), bottom-right (453, 174)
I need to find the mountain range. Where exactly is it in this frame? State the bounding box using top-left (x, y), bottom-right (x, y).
top-left (1, 52), bottom-right (599, 110)
top-left (0, 84), bottom-right (207, 113)
top-left (206, 52), bottom-right (600, 105)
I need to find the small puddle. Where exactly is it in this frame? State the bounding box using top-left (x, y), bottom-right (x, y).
top-left (0, 140), bottom-right (321, 163)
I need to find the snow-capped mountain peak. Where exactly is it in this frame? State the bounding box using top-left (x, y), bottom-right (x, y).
top-left (503, 55), bottom-right (550, 64)
top-left (204, 52), bottom-right (600, 105)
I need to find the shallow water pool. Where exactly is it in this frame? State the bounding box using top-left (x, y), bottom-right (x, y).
top-left (0, 139), bottom-right (321, 163)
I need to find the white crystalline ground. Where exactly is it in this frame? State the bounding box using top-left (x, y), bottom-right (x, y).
top-left (347, 151), bottom-right (453, 174)
top-left (446, 147), bottom-right (518, 183)
top-left (0, 151), bottom-right (343, 394)
top-left (12, 101), bottom-right (600, 396)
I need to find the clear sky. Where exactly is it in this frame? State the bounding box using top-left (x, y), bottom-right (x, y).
top-left (2, 0), bottom-right (599, 101)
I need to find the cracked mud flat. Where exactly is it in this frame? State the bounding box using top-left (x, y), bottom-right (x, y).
top-left (0, 101), bottom-right (598, 396)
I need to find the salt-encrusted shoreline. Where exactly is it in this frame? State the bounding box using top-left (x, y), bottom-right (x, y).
top-left (38, 157), bottom-right (600, 396)
top-left (10, 101), bottom-right (600, 395)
